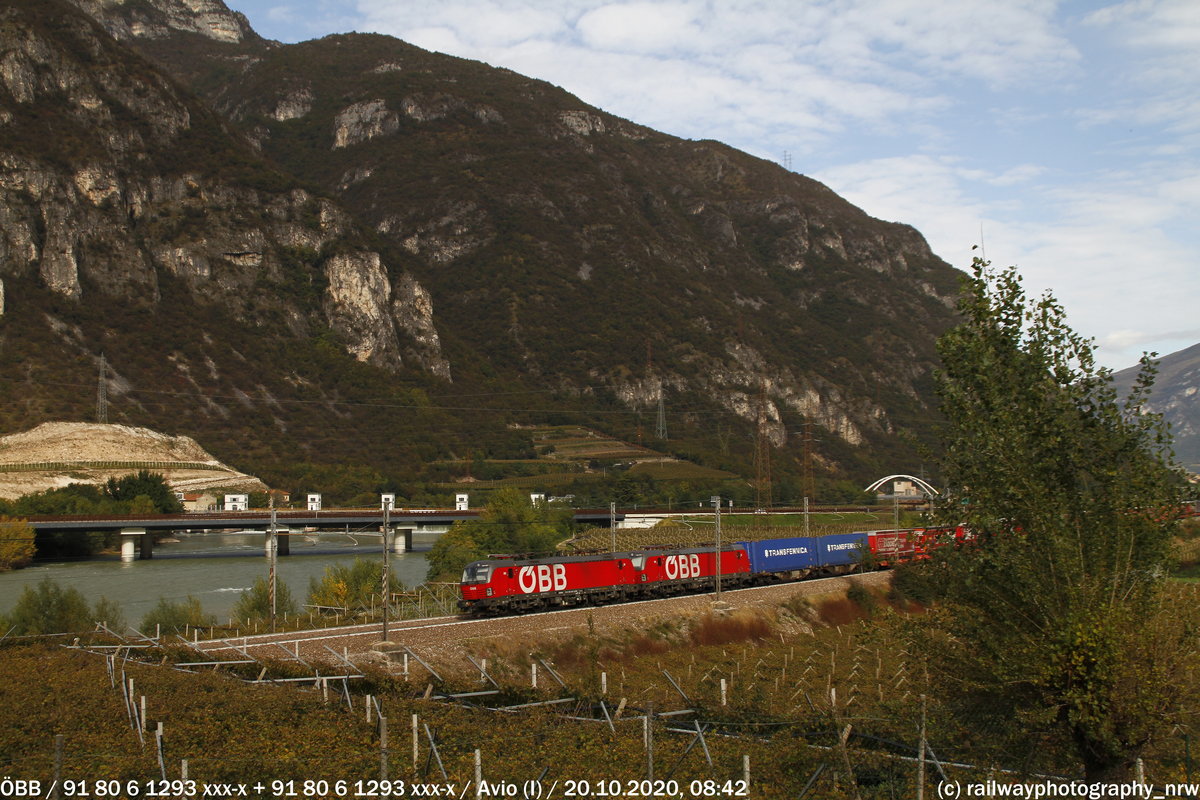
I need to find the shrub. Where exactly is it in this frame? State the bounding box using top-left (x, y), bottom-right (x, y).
top-left (0, 517), bottom-right (36, 571)
top-left (140, 596), bottom-right (214, 635)
top-left (233, 576), bottom-right (298, 621)
top-left (307, 558), bottom-right (403, 612)
top-left (846, 582), bottom-right (879, 615)
top-left (894, 560), bottom-right (946, 604)
top-left (3, 577), bottom-right (94, 634)
top-left (91, 596), bottom-right (126, 633)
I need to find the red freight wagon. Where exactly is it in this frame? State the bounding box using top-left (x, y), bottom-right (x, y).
top-left (867, 529), bottom-right (922, 566)
top-left (866, 526), bottom-right (970, 567)
top-left (460, 546), bottom-right (751, 613)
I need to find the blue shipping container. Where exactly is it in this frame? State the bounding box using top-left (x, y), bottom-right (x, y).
top-left (737, 537), bottom-right (818, 575)
top-left (814, 532), bottom-right (870, 568)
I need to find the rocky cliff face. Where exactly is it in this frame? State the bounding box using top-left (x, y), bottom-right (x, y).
top-left (68, 0), bottom-right (255, 44)
top-left (0, 0), bottom-right (448, 378)
top-left (2, 0), bottom-right (968, 489)
top-left (181, 30), bottom-right (958, 454)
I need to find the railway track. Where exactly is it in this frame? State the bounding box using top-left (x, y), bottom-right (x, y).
top-left (195, 571), bottom-right (892, 667)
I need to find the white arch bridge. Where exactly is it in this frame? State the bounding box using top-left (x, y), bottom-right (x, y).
top-left (864, 474), bottom-right (940, 496)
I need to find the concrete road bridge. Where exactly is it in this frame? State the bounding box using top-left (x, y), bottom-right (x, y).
top-left (24, 508), bottom-right (622, 561)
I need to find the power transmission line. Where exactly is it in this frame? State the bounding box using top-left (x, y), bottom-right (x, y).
top-left (96, 354), bottom-right (108, 424)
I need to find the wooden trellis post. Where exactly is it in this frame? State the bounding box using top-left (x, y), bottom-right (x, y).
top-left (377, 716), bottom-right (389, 781)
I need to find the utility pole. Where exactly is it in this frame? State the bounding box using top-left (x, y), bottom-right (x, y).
top-left (268, 494), bottom-right (277, 633)
top-left (382, 497), bottom-right (391, 642)
top-left (655, 390), bottom-right (667, 441)
top-left (711, 496), bottom-right (722, 600)
top-left (647, 341), bottom-right (668, 441)
top-left (801, 421), bottom-right (815, 500)
top-left (610, 502), bottom-right (616, 553)
top-left (96, 353), bottom-right (108, 424)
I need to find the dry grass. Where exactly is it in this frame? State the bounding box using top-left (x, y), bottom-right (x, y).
top-left (689, 609), bottom-right (774, 646)
top-left (815, 595), bottom-right (869, 626)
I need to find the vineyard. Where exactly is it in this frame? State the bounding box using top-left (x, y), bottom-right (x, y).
top-left (4, 579), bottom-right (1199, 797)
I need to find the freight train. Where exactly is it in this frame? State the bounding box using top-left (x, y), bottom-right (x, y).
top-left (458, 526), bottom-right (962, 614)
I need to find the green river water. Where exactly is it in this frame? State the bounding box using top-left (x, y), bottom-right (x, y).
top-left (0, 531), bottom-right (430, 627)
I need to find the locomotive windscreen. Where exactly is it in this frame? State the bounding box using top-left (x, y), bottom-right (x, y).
top-left (462, 563), bottom-right (491, 584)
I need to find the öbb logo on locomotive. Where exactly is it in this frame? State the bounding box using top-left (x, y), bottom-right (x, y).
top-left (517, 563), bottom-right (568, 594)
top-left (664, 553), bottom-right (701, 580)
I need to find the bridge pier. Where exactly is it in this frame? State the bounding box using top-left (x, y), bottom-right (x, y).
top-left (394, 528), bottom-right (412, 554)
top-left (120, 528), bottom-right (148, 562)
top-left (265, 527), bottom-right (290, 557)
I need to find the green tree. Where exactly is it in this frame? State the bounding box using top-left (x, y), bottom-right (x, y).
top-left (128, 495), bottom-right (157, 515)
top-left (105, 471), bottom-right (183, 513)
top-left (307, 558), bottom-right (403, 612)
top-left (924, 260), bottom-right (1187, 783)
top-left (3, 577), bottom-right (95, 634)
top-left (424, 488), bottom-right (573, 581)
top-left (232, 576), bottom-right (298, 621)
top-left (92, 596), bottom-right (126, 634)
top-left (140, 596), bottom-right (214, 635)
top-left (0, 517), bottom-right (36, 571)
top-left (424, 526), bottom-right (490, 583)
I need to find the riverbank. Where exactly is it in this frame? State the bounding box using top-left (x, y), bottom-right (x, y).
top-left (0, 531), bottom-right (429, 625)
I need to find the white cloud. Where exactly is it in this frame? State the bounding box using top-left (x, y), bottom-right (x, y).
top-left (814, 152), bottom-right (1200, 370)
top-left (575, 2), bottom-right (707, 53)
top-left (1085, 0), bottom-right (1200, 50)
top-left (988, 165), bottom-right (1047, 186)
top-left (352, 0), bottom-right (1075, 159)
top-left (1080, 0), bottom-right (1200, 145)
top-left (821, 0), bottom-right (1079, 87)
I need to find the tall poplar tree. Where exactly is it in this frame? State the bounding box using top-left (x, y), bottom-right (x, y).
top-left (927, 259), bottom-right (1190, 783)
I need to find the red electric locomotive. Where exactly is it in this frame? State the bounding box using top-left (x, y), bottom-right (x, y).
top-left (459, 546), bottom-right (751, 614)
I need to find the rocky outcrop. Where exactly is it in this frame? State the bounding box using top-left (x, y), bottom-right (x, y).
top-left (332, 93), bottom-right (503, 150)
top-left (394, 201), bottom-right (494, 264)
top-left (271, 87), bottom-right (313, 121)
top-left (333, 99), bottom-right (398, 149)
top-left (393, 273), bottom-right (452, 380)
top-left (68, 0), bottom-right (253, 44)
top-left (322, 251), bottom-right (403, 365)
top-left (0, 0), bottom-right (448, 380)
top-left (0, 422), bottom-right (266, 500)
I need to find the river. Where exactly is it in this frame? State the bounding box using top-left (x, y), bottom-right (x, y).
top-left (0, 531), bottom-right (430, 627)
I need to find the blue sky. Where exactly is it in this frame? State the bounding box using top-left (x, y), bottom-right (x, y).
top-left (222, 0), bottom-right (1199, 371)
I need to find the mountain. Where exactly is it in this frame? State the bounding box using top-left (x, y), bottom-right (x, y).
top-left (1113, 344), bottom-right (1200, 473)
top-left (0, 0), bottom-right (964, 504)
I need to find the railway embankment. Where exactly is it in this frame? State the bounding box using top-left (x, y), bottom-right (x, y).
top-left (196, 570), bottom-right (896, 670)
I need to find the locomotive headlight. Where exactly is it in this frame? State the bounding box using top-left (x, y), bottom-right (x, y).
top-left (487, 588), bottom-right (493, 596)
